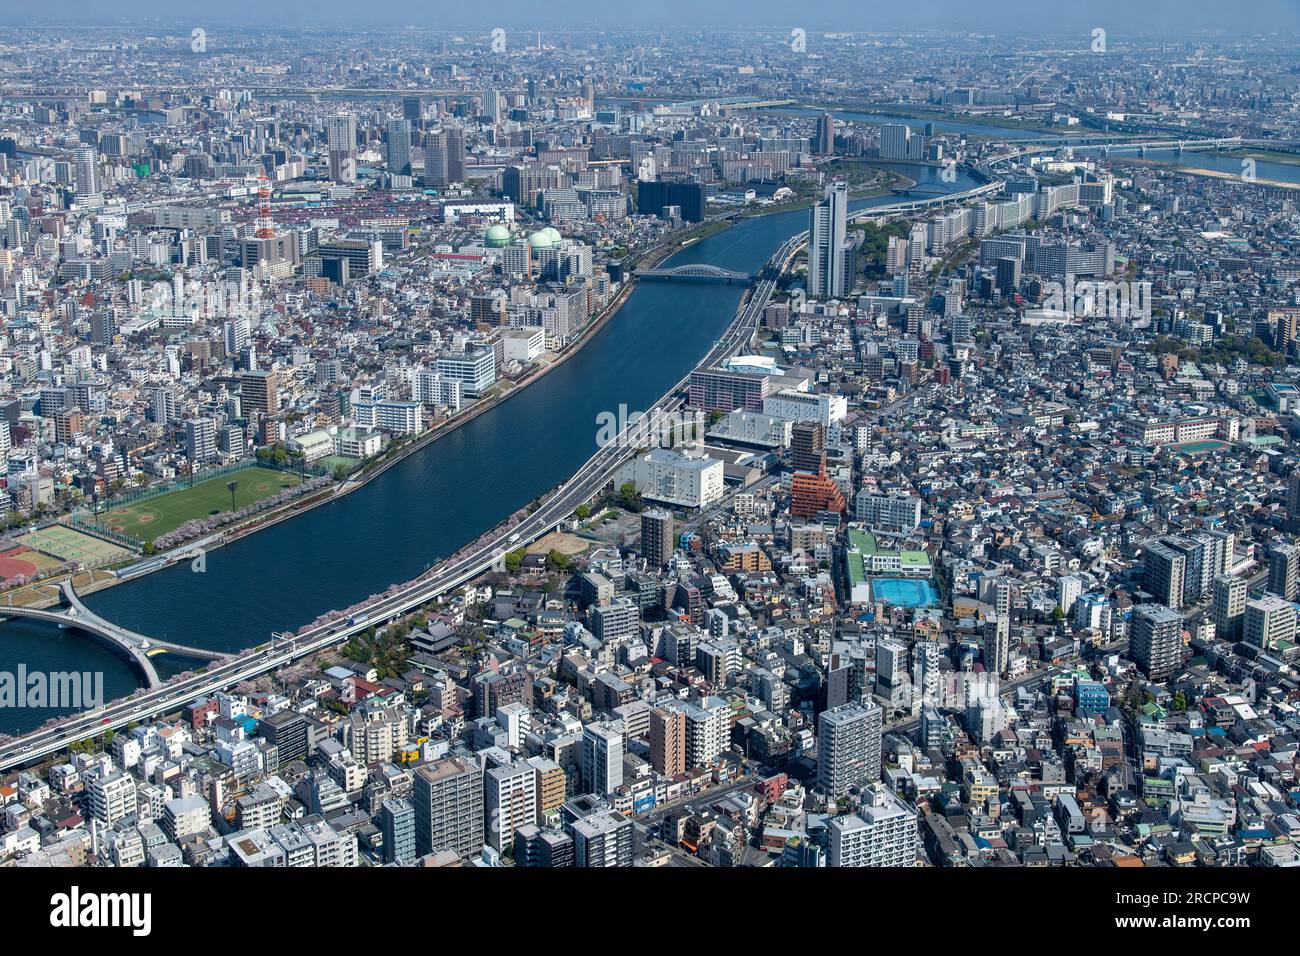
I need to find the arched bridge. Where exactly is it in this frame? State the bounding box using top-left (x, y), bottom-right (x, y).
top-left (638, 263), bottom-right (755, 284)
top-left (0, 581), bottom-right (228, 690)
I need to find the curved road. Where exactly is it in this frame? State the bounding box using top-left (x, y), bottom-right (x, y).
top-left (0, 170), bottom-right (1002, 774)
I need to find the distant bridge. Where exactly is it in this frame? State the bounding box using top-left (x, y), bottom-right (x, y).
top-left (0, 581), bottom-right (227, 689)
top-left (637, 264), bottom-right (755, 284)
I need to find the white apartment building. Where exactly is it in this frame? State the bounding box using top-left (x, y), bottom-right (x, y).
top-left (485, 761), bottom-right (538, 852)
top-left (616, 447), bottom-right (724, 510)
top-left (827, 785), bottom-right (919, 867)
top-left (762, 388), bottom-right (848, 426)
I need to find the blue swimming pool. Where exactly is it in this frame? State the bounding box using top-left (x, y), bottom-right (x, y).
top-left (871, 578), bottom-right (941, 608)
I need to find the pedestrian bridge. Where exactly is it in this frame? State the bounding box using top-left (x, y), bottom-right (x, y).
top-left (0, 581), bottom-right (227, 689)
top-left (638, 263), bottom-right (755, 284)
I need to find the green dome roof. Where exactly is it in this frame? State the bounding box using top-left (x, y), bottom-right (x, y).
top-left (484, 224), bottom-right (511, 247)
top-left (527, 228), bottom-right (557, 250)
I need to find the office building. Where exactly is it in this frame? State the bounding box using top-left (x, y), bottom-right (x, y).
top-left (259, 710), bottom-right (308, 763)
top-left (435, 349), bottom-right (496, 398)
top-left (618, 447), bottom-right (724, 510)
top-left (635, 180), bottom-right (705, 222)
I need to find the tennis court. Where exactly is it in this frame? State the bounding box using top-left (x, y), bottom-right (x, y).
top-left (17, 525), bottom-right (134, 567)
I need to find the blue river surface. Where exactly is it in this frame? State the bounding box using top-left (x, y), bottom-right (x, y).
top-left (0, 173), bottom-right (965, 734)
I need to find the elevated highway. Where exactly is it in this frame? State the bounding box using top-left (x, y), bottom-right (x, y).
top-left (0, 164), bottom-right (1005, 775)
top-left (0, 582), bottom-right (227, 691)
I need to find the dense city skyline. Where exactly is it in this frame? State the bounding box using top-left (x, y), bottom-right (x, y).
top-left (0, 9), bottom-right (1293, 928)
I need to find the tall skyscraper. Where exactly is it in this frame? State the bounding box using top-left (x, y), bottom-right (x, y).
top-left (326, 113), bottom-right (357, 183)
top-left (816, 112), bottom-right (835, 155)
top-left (879, 123), bottom-right (925, 160)
top-left (325, 114), bottom-right (353, 151)
top-left (423, 130), bottom-right (449, 186)
top-left (413, 755), bottom-right (483, 859)
top-left (385, 118), bottom-right (412, 176)
top-left (1130, 604), bottom-right (1184, 681)
top-left (401, 95), bottom-right (425, 127)
top-left (983, 579), bottom-right (1014, 677)
top-left (641, 509), bottom-right (673, 568)
top-left (445, 126), bottom-right (466, 182)
top-left (482, 88), bottom-right (501, 122)
top-left (73, 145), bottom-right (102, 207)
top-left (808, 181), bottom-right (852, 299)
top-left (817, 702), bottom-right (882, 797)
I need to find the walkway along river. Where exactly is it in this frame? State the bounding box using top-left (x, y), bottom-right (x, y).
top-left (0, 166), bottom-right (972, 735)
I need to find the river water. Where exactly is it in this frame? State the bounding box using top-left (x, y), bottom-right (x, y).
top-left (0, 168), bottom-right (968, 734)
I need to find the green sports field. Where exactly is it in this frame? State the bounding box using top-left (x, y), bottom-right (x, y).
top-left (99, 467), bottom-right (302, 544)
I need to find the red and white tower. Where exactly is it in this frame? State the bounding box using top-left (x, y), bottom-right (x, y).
top-left (254, 168), bottom-right (275, 239)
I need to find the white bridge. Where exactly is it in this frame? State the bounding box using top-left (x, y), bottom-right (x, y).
top-left (0, 581), bottom-right (227, 689)
top-left (637, 263), bottom-right (755, 283)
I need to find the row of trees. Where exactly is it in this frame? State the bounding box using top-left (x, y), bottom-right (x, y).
top-left (146, 475), bottom-right (332, 552)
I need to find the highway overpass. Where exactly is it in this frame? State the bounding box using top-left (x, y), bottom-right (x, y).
top-left (0, 165), bottom-right (1005, 775)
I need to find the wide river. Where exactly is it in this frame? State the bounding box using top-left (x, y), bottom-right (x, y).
top-left (0, 165), bottom-right (970, 734)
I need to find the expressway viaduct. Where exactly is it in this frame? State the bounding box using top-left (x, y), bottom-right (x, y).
top-left (0, 161), bottom-right (1029, 774)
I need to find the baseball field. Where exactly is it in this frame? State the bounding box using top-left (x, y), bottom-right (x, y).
top-left (98, 466), bottom-right (302, 544)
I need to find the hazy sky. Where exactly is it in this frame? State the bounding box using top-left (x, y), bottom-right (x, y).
top-left (11, 0), bottom-right (1300, 35)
